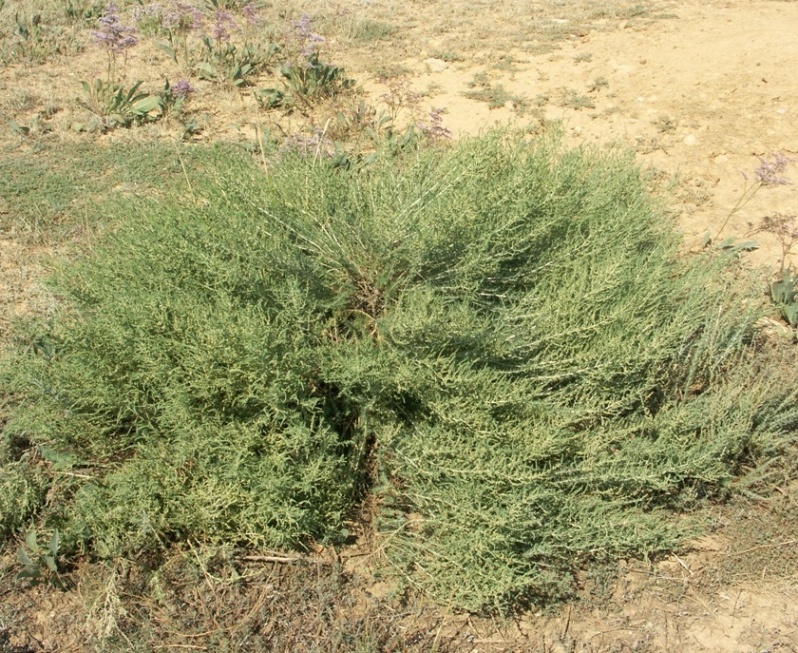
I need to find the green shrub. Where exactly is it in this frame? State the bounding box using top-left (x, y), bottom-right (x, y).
top-left (0, 428), bottom-right (47, 538)
top-left (3, 132), bottom-right (797, 611)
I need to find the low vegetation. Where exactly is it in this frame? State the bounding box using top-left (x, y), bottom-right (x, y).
top-left (3, 131), bottom-right (797, 613)
top-left (2, 4), bottom-right (798, 651)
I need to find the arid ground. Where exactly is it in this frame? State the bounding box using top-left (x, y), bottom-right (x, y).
top-left (2, 0), bottom-right (798, 651)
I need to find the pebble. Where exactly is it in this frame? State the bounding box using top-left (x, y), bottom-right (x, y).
top-left (423, 58), bottom-right (448, 73)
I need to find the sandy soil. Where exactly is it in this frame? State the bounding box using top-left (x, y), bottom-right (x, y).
top-left (349, 0), bottom-right (798, 266)
top-left (2, 0), bottom-right (798, 651)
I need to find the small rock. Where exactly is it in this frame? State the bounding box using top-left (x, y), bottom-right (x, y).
top-left (423, 58), bottom-right (448, 73)
top-left (683, 134), bottom-right (697, 146)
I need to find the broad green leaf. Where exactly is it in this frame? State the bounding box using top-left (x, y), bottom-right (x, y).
top-left (16, 567), bottom-right (42, 581)
top-left (157, 42), bottom-right (177, 63)
top-left (49, 530), bottom-right (60, 557)
top-left (132, 96), bottom-right (161, 114)
top-left (733, 240), bottom-right (759, 251)
top-left (18, 547), bottom-right (34, 567)
top-left (25, 531), bottom-right (38, 551)
top-left (771, 280), bottom-right (795, 305)
top-left (8, 120), bottom-right (29, 135)
top-left (783, 303), bottom-right (798, 328)
top-left (196, 62), bottom-right (216, 77)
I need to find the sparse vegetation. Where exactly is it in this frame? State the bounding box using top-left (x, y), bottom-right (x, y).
top-left (464, 73), bottom-right (527, 112)
top-left (653, 114), bottom-right (677, 133)
top-left (559, 87), bottom-right (595, 110)
top-left (589, 76), bottom-right (609, 92)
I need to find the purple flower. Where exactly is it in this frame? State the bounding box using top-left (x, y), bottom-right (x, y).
top-left (755, 152), bottom-right (794, 186)
top-left (761, 213), bottom-right (798, 239)
top-left (132, 3), bottom-right (162, 23)
top-left (212, 9), bottom-right (237, 41)
top-left (242, 2), bottom-right (260, 26)
top-left (282, 128), bottom-right (332, 156)
top-left (171, 79), bottom-right (193, 97)
top-left (416, 107), bottom-right (452, 140)
top-left (294, 13), bottom-right (312, 40)
top-left (294, 13), bottom-right (325, 58)
top-left (162, 1), bottom-right (203, 32)
top-left (93, 3), bottom-right (138, 54)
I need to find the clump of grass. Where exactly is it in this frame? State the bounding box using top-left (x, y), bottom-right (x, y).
top-left (3, 132), bottom-right (797, 613)
top-left (464, 73), bottom-right (526, 112)
top-left (559, 88), bottom-right (595, 110)
top-left (351, 19), bottom-right (396, 42)
top-left (653, 114), bottom-right (677, 133)
top-left (430, 50), bottom-right (465, 63)
top-left (589, 76), bottom-right (609, 92)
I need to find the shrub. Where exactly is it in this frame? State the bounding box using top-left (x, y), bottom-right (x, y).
top-left (3, 132), bottom-right (797, 611)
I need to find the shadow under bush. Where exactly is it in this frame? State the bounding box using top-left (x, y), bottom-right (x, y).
top-left (3, 131), bottom-right (797, 612)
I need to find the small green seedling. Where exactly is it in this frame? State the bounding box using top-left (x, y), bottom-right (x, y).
top-left (771, 270), bottom-right (798, 328)
top-left (17, 530), bottom-right (66, 589)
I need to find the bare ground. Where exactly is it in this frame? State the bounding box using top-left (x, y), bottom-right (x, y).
top-left (2, 0), bottom-right (798, 650)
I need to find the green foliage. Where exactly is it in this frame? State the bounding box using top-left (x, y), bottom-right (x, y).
top-left (204, 0), bottom-right (251, 9)
top-left (256, 52), bottom-right (354, 111)
top-left (280, 52), bottom-right (354, 104)
top-left (155, 79), bottom-right (188, 118)
top-left (771, 270), bottom-right (798, 327)
top-left (78, 79), bottom-right (160, 130)
top-left (0, 433), bottom-right (47, 539)
top-left (16, 529), bottom-right (66, 589)
top-left (63, 0), bottom-right (104, 25)
top-left (3, 132), bottom-right (797, 612)
top-left (253, 86), bottom-right (286, 110)
top-left (0, 11), bottom-right (79, 63)
top-left (196, 37), bottom-right (277, 87)
top-left (0, 141), bottom-right (244, 243)
top-left (350, 19), bottom-right (397, 43)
